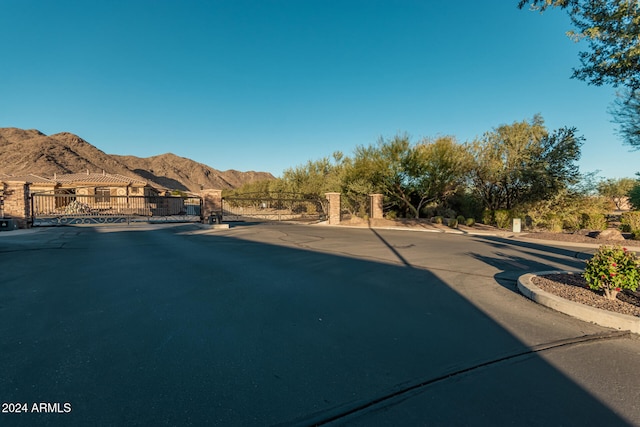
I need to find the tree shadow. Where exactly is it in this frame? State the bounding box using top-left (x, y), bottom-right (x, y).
top-left (468, 235), bottom-right (592, 291)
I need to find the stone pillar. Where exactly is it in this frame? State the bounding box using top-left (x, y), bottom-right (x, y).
top-left (325, 192), bottom-right (341, 225)
top-left (369, 193), bottom-right (384, 219)
top-left (201, 189), bottom-right (222, 222)
top-left (2, 181), bottom-right (31, 228)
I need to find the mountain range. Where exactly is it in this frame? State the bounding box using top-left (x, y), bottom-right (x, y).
top-left (0, 127), bottom-right (275, 191)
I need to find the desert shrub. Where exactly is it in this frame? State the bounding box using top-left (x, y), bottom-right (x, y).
top-left (437, 208), bottom-right (457, 220)
top-left (481, 209), bottom-right (493, 225)
top-left (494, 210), bottom-right (511, 229)
top-left (456, 215), bottom-right (465, 224)
top-left (621, 212), bottom-right (640, 234)
top-left (465, 217), bottom-right (475, 227)
top-left (520, 192), bottom-right (611, 232)
top-left (448, 218), bottom-right (458, 229)
top-left (433, 216), bottom-right (443, 224)
top-left (448, 191), bottom-right (484, 221)
top-left (581, 213), bottom-right (608, 231)
top-left (421, 205), bottom-right (437, 219)
top-left (562, 212), bottom-right (583, 231)
top-left (583, 245), bottom-right (640, 300)
top-left (385, 210), bottom-right (397, 220)
top-left (546, 215), bottom-right (563, 233)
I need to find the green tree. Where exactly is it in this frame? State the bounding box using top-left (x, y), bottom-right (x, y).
top-left (612, 89), bottom-right (640, 149)
top-left (354, 134), bottom-right (419, 217)
top-left (629, 174), bottom-right (640, 210)
top-left (409, 136), bottom-right (472, 211)
top-left (597, 177), bottom-right (636, 210)
top-left (469, 115), bottom-right (583, 211)
top-left (280, 152), bottom-right (345, 197)
top-left (349, 134), bottom-right (470, 218)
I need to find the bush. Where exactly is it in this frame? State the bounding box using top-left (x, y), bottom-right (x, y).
top-left (456, 215), bottom-right (466, 224)
top-left (581, 213), bottom-right (607, 231)
top-left (520, 192), bottom-right (611, 232)
top-left (494, 210), bottom-right (511, 229)
top-left (448, 191), bottom-right (484, 221)
top-left (437, 208), bottom-right (457, 220)
top-left (448, 218), bottom-right (458, 229)
top-left (482, 209), bottom-right (493, 225)
top-left (563, 212), bottom-right (583, 232)
top-left (583, 245), bottom-right (640, 300)
top-left (546, 215), bottom-right (563, 233)
top-left (385, 210), bottom-right (397, 220)
top-left (433, 216), bottom-right (443, 224)
top-left (465, 217), bottom-right (475, 227)
top-left (621, 212), bottom-right (640, 234)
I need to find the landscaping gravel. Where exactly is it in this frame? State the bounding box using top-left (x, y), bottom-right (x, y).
top-left (522, 231), bottom-right (640, 247)
top-left (531, 273), bottom-right (640, 317)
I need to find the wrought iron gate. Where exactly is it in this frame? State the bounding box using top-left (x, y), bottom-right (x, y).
top-left (31, 193), bottom-right (203, 226)
top-left (222, 192), bottom-right (327, 222)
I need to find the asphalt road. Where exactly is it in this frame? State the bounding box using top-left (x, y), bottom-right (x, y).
top-left (1, 223), bottom-right (639, 426)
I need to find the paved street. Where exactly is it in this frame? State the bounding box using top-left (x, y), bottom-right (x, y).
top-left (1, 223), bottom-right (639, 426)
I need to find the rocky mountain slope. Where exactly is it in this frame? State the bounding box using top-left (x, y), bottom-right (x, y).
top-left (0, 127), bottom-right (274, 191)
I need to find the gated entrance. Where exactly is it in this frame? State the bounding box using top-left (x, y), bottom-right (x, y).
top-left (222, 192), bottom-right (327, 222)
top-left (31, 192), bottom-right (203, 226)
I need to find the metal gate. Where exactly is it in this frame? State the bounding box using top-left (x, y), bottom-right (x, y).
top-left (222, 193), bottom-right (327, 222)
top-left (31, 193), bottom-right (203, 226)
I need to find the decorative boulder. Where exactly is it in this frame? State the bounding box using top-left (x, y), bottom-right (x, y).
top-left (596, 228), bottom-right (625, 241)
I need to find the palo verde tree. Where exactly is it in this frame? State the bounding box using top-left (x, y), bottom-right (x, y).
top-left (406, 136), bottom-right (472, 213)
top-left (350, 134), bottom-right (470, 218)
top-left (468, 115), bottom-right (583, 211)
top-left (597, 177), bottom-right (636, 210)
top-left (280, 152), bottom-right (346, 197)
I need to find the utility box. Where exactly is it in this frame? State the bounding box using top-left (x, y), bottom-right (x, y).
top-left (512, 218), bottom-right (522, 233)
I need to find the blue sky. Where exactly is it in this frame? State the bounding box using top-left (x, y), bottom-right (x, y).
top-left (1, 0), bottom-right (636, 179)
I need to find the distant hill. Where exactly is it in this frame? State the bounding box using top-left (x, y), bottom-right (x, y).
top-left (0, 127), bottom-right (275, 191)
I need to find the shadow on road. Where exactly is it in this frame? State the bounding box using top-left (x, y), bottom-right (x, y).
top-left (0, 224), bottom-right (631, 426)
top-left (468, 235), bottom-right (590, 292)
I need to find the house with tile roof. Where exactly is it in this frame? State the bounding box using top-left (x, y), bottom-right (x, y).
top-left (1, 172), bottom-right (194, 226)
top-left (51, 171), bottom-right (160, 198)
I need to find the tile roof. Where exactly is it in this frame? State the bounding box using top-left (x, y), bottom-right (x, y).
top-left (53, 172), bottom-right (148, 186)
top-left (0, 174), bottom-right (56, 184)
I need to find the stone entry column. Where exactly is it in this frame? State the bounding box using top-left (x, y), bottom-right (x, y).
top-left (325, 192), bottom-right (341, 225)
top-left (1, 181), bottom-right (31, 228)
top-left (201, 189), bottom-right (222, 222)
top-left (369, 193), bottom-right (383, 219)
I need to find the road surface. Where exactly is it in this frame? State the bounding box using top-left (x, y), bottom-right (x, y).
top-left (1, 223), bottom-right (638, 426)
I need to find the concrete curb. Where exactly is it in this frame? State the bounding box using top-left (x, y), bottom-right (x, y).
top-left (195, 223), bottom-right (230, 230)
top-left (518, 271), bottom-right (640, 335)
